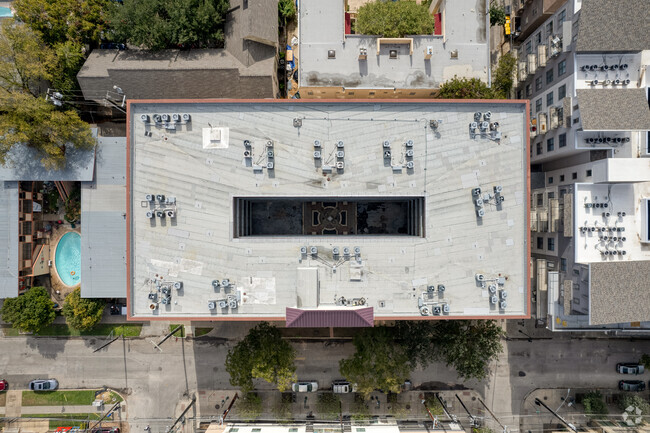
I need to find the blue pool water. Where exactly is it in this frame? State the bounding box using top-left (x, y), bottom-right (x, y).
top-left (55, 232), bottom-right (81, 286)
top-left (0, 7), bottom-right (13, 17)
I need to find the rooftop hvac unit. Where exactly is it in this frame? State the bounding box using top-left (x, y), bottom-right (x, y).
top-left (475, 273), bottom-right (485, 281)
top-left (406, 161), bottom-right (414, 169)
top-left (174, 281), bottom-right (183, 290)
top-left (208, 301), bottom-right (216, 310)
top-left (527, 53), bottom-right (537, 75)
top-left (549, 106), bottom-right (559, 130)
top-left (145, 194), bottom-right (154, 202)
top-left (470, 122), bottom-right (478, 130)
top-left (229, 299), bottom-right (238, 309)
top-left (182, 113), bottom-right (191, 122)
top-left (490, 122), bottom-right (499, 131)
top-left (442, 304), bottom-right (450, 313)
top-left (314, 140), bottom-right (321, 148)
top-left (498, 276), bottom-right (506, 285)
top-left (500, 300), bottom-right (507, 309)
top-left (621, 63), bottom-right (628, 70)
top-left (500, 290), bottom-right (508, 299)
top-left (490, 295), bottom-right (498, 304)
top-left (172, 113), bottom-right (180, 122)
top-left (310, 246), bottom-right (318, 256)
top-left (420, 306), bottom-right (430, 316)
top-left (336, 161), bottom-right (345, 169)
top-left (384, 150), bottom-right (392, 158)
top-left (218, 300), bottom-right (228, 309)
top-left (166, 209), bottom-right (175, 218)
top-left (313, 151), bottom-right (322, 159)
top-left (156, 210), bottom-right (165, 218)
top-left (343, 247), bottom-right (350, 256)
top-left (267, 150), bottom-right (274, 158)
top-left (354, 246), bottom-right (361, 255)
top-left (488, 284), bottom-right (497, 294)
top-left (156, 194), bottom-right (165, 202)
top-left (474, 112), bottom-right (482, 121)
top-left (244, 150), bottom-right (251, 158)
top-left (537, 45), bottom-right (547, 67)
top-left (332, 247), bottom-right (339, 256)
top-left (148, 293), bottom-right (157, 300)
top-left (322, 165), bottom-right (332, 173)
top-left (477, 208), bottom-right (485, 217)
top-left (267, 162), bottom-right (274, 169)
top-left (623, 79), bottom-right (631, 85)
top-left (161, 114), bottom-right (170, 122)
top-left (590, 79), bottom-right (599, 86)
top-left (383, 140), bottom-right (391, 148)
top-left (300, 246), bottom-right (308, 255)
top-left (432, 306), bottom-right (442, 315)
top-left (146, 210), bottom-right (154, 219)
top-left (406, 149), bottom-right (414, 157)
top-left (212, 279), bottom-right (221, 289)
top-left (611, 64), bottom-right (619, 70)
top-left (405, 140), bottom-right (414, 147)
top-left (537, 112), bottom-right (548, 134)
top-left (336, 150), bottom-right (345, 158)
top-left (472, 187), bottom-right (482, 196)
top-left (221, 279), bottom-right (230, 288)
top-left (161, 296), bottom-right (170, 305)
top-left (475, 198), bottom-right (484, 206)
top-left (438, 284), bottom-right (445, 293)
top-left (494, 185), bottom-right (503, 194)
top-left (518, 61), bottom-right (527, 81)
top-left (149, 303), bottom-right (158, 311)
top-left (140, 114), bottom-right (150, 123)
top-left (602, 212), bottom-right (611, 218)
top-left (266, 140), bottom-right (274, 148)
top-left (152, 114), bottom-right (162, 123)
top-left (244, 139), bottom-right (251, 147)
top-left (336, 140), bottom-right (344, 148)
top-left (481, 121), bottom-right (490, 130)
top-left (602, 79), bottom-right (611, 86)
top-left (427, 285), bottom-right (436, 293)
top-left (483, 111), bottom-right (492, 121)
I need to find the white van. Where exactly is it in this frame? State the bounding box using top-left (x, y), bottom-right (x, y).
top-left (332, 380), bottom-right (353, 393)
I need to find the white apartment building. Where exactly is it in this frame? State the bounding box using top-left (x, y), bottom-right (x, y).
top-left (512, 0), bottom-right (650, 332)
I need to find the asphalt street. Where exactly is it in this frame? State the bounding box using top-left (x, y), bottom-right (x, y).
top-left (0, 332), bottom-right (648, 432)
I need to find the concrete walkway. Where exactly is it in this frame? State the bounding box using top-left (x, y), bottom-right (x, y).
top-left (21, 404), bottom-right (99, 414)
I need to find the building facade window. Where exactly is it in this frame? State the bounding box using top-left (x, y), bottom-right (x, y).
top-left (536, 142), bottom-right (542, 155)
top-left (561, 257), bottom-right (567, 271)
top-left (547, 137), bottom-right (554, 151)
top-left (546, 69), bottom-right (554, 84)
top-left (537, 237), bottom-right (543, 249)
top-left (586, 169), bottom-right (592, 177)
top-left (536, 76), bottom-right (543, 91)
top-left (526, 41), bottom-right (532, 54)
top-left (536, 98), bottom-right (542, 112)
top-left (535, 32), bottom-right (542, 44)
top-left (526, 84), bottom-right (532, 97)
top-left (558, 60), bottom-right (566, 76)
top-left (548, 176), bottom-right (554, 184)
top-left (560, 174), bottom-right (565, 182)
top-left (517, 89), bottom-right (523, 99)
top-left (572, 172), bottom-right (577, 179)
top-left (559, 133), bottom-right (566, 147)
top-left (546, 21), bottom-right (553, 35)
top-left (548, 238), bottom-right (555, 251)
top-left (547, 92), bottom-right (554, 106)
top-left (558, 84), bottom-right (566, 100)
top-left (558, 9), bottom-right (566, 25)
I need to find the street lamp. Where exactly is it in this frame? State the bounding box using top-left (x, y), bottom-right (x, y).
top-left (518, 329), bottom-right (532, 342)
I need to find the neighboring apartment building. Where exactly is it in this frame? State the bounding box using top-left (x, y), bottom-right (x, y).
top-left (77, 0), bottom-right (279, 103)
top-left (297, 0), bottom-right (490, 99)
top-left (511, 0), bottom-right (650, 331)
top-left (126, 99), bottom-right (530, 324)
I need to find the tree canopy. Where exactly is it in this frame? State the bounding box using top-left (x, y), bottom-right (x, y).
top-left (437, 77), bottom-right (496, 99)
top-left (62, 287), bottom-right (105, 330)
top-left (108, 0), bottom-right (229, 51)
top-left (339, 326), bottom-right (411, 398)
top-left (0, 91), bottom-right (96, 170)
top-left (225, 322), bottom-right (296, 392)
top-left (355, 0), bottom-right (435, 38)
top-left (1, 287), bottom-right (55, 333)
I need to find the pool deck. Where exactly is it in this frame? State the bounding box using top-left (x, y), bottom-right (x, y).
top-left (49, 225), bottom-right (81, 300)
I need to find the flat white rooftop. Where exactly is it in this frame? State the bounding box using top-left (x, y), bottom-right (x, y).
top-left (127, 100), bottom-right (529, 321)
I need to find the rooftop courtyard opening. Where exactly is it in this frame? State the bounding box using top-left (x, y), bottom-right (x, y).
top-left (234, 197), bottom-right (425, 237)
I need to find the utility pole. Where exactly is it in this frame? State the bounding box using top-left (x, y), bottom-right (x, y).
top-left (456, 394), bottom-right (476, 427)
top-left (534, 398), bottom-right (577, 432)
top-left (166, 396), bottom-right (196, 433)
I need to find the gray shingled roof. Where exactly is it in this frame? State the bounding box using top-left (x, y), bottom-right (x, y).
top-left (576, 0), bottom-right (650, 52)
top-left (0, 182), bottom-right (18, 298)
top-left (0, 145), bottom-right (96, 181)
top-left (589, 261), bottom-right (650, 325)
top-left (80, 137), bottom-right (127, 299)
top-left (577, 89), bottom-right (650, 131)
top-left (225, 0), bottom-right (278, 67)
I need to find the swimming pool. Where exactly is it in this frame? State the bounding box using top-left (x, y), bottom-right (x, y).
top-left (0, 7), bottom-right (13, 17)
top-left (54, 232), bottom-right (81, 286)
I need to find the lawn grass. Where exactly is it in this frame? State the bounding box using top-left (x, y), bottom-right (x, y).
top-left (22, 413), bottom-right (101, 429)
top-left (169, 324), bottom-right (185, 338)
top-left (108, 391), bottom-right (123, 403)
top-left (2, 327), bottom-right (24, 337)
top-left (22, 390), bottom-right (97, 406)
top-left (34, 324), bottom-right (142, 337)
top-left (194, 327), bottom-right (213, 337)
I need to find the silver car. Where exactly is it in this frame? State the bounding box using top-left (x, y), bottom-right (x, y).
top-left (28, 379), bottom-right (58, 391)
top-left (617, 363), bottom-right (645, 375)
top-left (292, 381), bottom-right (318, 392)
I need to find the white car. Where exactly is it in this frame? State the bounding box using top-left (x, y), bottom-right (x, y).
top-left (29, 379), bottom-right (58, 391)
top-left (332, 380), bottom-right (353, 393)
top-left (292, 381), bottom-right (318, 392)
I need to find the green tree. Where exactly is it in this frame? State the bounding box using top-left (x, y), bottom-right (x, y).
top-left (52, 41), bottom-right (86, 93)
top-left (489, 5), bottom-right (506, 27)
top-left (235, 392), bottom-right (262, 421)
top-left (434, 320), bottom-right (504, 381)
top-left (0, 19), bottom-right (57, 96)
top-left (351, 394), bottom-right (371, 420)
top-left (492, 53), bottom-right (517, 98)
top-left (355, 0), bottom-right (435, 38)
top-left (339, 326), bottom-right (411, 398)
top-left (62, 288), bottom-right (105, 330)
top-left (437, 76), bottom-right (496, 99)
top-left (13, 0), bottom-right (111, 46)
top-left (225, 322), bottom-right (296, 392)
top-left (316, 393), bottom-right (341, 420)
top-left (278, 0), bottom-right (296, 27)
top-left (640, 353), bottom-right (650, 369)
top-left (0, 91), bottom-right (96, 170)
top-left (582, 391), bottom-right (607, 419)
top-left (108, 0), bottom-right (229, 51)
top-left (1, 287), bottom-right (55, 333)
top-left (618, 394), bottom-right (649, 415)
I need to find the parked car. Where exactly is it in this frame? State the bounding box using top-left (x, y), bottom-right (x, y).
top-left (332, 380), bottom-right (352, 393)
top-left (292, 381), bottom-right (318, 392)
top-left (0, 380), bottom-right (7, 391)
top-left (28, 379), bottom-right (58, 391)
top-left (90, 428), bottom-right (120, 433)
top-left (619, 380), bottom-right (646, 392)
top-left (617, 363), bottom-right (645, 374)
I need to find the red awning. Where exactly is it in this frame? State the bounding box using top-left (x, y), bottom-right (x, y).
top-left (286, 307), bottom-right (374, 327)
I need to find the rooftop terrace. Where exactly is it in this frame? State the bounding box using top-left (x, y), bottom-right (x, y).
top-left (127, 100), bottom-right (529, 321)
